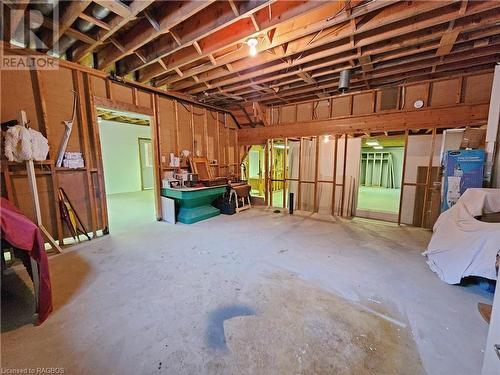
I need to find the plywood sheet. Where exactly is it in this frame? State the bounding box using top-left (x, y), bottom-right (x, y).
top-left (192, 106), bottom-right (206, 157)
top-left (206, 110), bottom-right (218, 161)
top-left (314, 100), bottom-right (331, 119)
top-left (0, 70), bottom-right (39, 131)
top-left (58, 171), bottom-right (93, 235)
top-left (177, 102), bottom-right (193, 153)
top-left (158, 97), bottom-right (176, 157)
top-left (40, 67), bottom-right (83, 154)
top-left (297, 102), bottom-right (312, 122)
top-left (90, 76), bottom-right (107, 98)
top-left (430, 79), bottom-right (459, 107)
top-left (110, 82), bottom-right (133, 104)
top-left (219, 121), bottom-right (228, 166)
top-left (352, 93), bottom-right (372, 116)
top-left (464, 73), bottom-right (493, 104)
top-left (331, 96), bottom-right (351, 117)
top-left (281, 105), bottom-right (296, 124)
top-left (137, 91), bottom-right (152, 108)
top-left (403, 83), bottom-right (428, 109)
top-left (11, 174), bottom-right (57, 238)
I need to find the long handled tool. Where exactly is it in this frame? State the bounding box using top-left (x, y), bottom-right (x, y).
top-left (55, 90), bottom-right (78, 167)
top-left (58, 187), bottom-right (91, 242)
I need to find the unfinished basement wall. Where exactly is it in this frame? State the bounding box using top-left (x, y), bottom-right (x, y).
top-left (1, 46), bottom-right (238, 248)
top-left (267, 71), bottom-right (493, 125)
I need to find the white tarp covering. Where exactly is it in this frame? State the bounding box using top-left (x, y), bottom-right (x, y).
top-left (423, 188), bottom-right (500, 284)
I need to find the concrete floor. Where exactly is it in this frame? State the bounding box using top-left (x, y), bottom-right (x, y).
top-left (1, 193), bottom-right (493, 374)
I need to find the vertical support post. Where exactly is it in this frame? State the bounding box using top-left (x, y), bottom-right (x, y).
top-left (332, 134), bottom-right (338, 216)
top-left (283, 138), bottom-right (288, 209)
top-left (313, 136), bottom-right (320, 212)
top-left (264, 140), bottom-right (269, 206)
top-left (174, 101), bottom-right (180, 155)
top-left (397, 129), bottom-right (410, 225)
top-left (84, 75), bottom-right (109, 234)
top-left (73, 70), bottom-right (97, 237)
top-left (190, 104), bottom-right (195, 154)
top-left (341, 134), bottom-right (348, 217)
top-left (297, 137), bottom-right (303, 210)
top-left (269, 138), bottom-right (274, 207)
top-left (216, 112), bottom-right (221, 177)
top-left (31, 69), bottom-right (64, 244)
top-left (421, 127), bottom-right (436, 228)
top-left (151, 94), bottom-right (162, 221)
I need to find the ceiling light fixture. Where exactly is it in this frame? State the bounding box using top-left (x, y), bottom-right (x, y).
top-left (247, 38), bottom-right (258, 56)
top-left (323, 135), bottom-right (331, 143)
top-left (373, 145), bottom-right (384, 150)
top-left (366, 140), bottom-right (379, 146)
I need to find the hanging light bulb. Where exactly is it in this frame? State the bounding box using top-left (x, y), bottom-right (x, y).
top-left (247, 38), bottom-right (258, 56)
top-left (323, 135), bottom-right (331, 143)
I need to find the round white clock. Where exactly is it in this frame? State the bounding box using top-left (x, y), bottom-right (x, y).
top-left (414, 99), bottom-right (424, 109)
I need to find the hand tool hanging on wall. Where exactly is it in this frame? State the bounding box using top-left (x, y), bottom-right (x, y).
top-left (55, 90), bottom-right (78, 167)
top-left (58, 187), bottom-right (91, 242)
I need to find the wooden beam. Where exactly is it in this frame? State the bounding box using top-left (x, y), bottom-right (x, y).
top-left (185, 1), bottom-right (498, 96)
top-left (144, 10), bottom-right (161, 33)
top-left (93, 1), bottom-right (212, 68)
top-left (78, 13), bottom-right (111, 31)
top-left (41, 0), bottom-right (92, 50)
top-left (238, 103), bottom-right (489, 144)
top-left (138, 0), bottom-right (350, 83)
top-left (94, 0), bottom-right (131, 18)
top-left (164, 0), bottom-right (450, 90)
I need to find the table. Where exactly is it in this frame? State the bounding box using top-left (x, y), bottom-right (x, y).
top-left (161, 185), bottom-right (226, 224)
top-left (0, 198), bottom-right (52, 324)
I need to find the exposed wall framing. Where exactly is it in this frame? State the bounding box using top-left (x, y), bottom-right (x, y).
top-left (239, 71), bottom-right (493, 144)
top-left (1, 45), bottom-right (238, 249)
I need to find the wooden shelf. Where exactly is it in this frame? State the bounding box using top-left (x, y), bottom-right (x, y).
top-left (56, 167), bottom-right (87, 172)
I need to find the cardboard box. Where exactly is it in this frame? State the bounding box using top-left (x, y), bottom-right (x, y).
top-left (441, 149), bottom-right (485, 211)
top-left (460, 128), bottom-right (486, 149)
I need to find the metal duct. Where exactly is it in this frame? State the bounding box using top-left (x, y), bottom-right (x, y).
top-left (32, 0), bottom-right (59, 16)
top-left (338, 69), bottom-right (351, 93)
top-left (54, 4), bottom-right (110, 55)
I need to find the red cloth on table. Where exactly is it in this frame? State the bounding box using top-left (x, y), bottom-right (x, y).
top-left (1, 197), bottom-right (52, 324)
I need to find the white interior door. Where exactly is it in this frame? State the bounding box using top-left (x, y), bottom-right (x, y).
top-left (139, 138), bottom-right (154, 190)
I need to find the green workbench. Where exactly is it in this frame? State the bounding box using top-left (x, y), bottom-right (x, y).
top-left (161, 185), bottom-right (226, 224)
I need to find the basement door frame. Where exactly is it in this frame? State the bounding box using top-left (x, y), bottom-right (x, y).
top-left (93, 101), bottom-right (162, 229)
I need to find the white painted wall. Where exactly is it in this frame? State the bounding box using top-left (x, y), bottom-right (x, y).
top-left (99, 120), bottom-right (152, 195)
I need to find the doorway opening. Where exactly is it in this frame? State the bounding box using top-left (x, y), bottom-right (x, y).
top-left (97, 107), bottom-right (156, 232)
top-left (242, 145), bottom-right (265, 202)
top-left (356, 136), bottom-right (405, 222)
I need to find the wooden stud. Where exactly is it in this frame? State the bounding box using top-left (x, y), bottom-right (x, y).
top-left (150, 94), bottom-right (162, 220)
top-left (421, 127), bottom-right (437, 228)
top-left (340, 134), bottom-right (348, 217)
top-left (30, 69), bottom-right (64, 245)
top-left (313, 136), bottom-right (320, 212)
top-left (297, 137), bottom-right (303, 210)
top-left (174, 101), bottom-right (180, 154)
top-left (73, 70), bottom-right (98, 238)
top-left (216, 112), bottom-right (221, 177)
top-left (283, 137), bottom-right (288, 209)
top-left (397, 129), bottom-right (409, 226)
top-left (85, 75), bottom-right (109, 233)
top-left (332, 134), bottom-right (338, 216)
